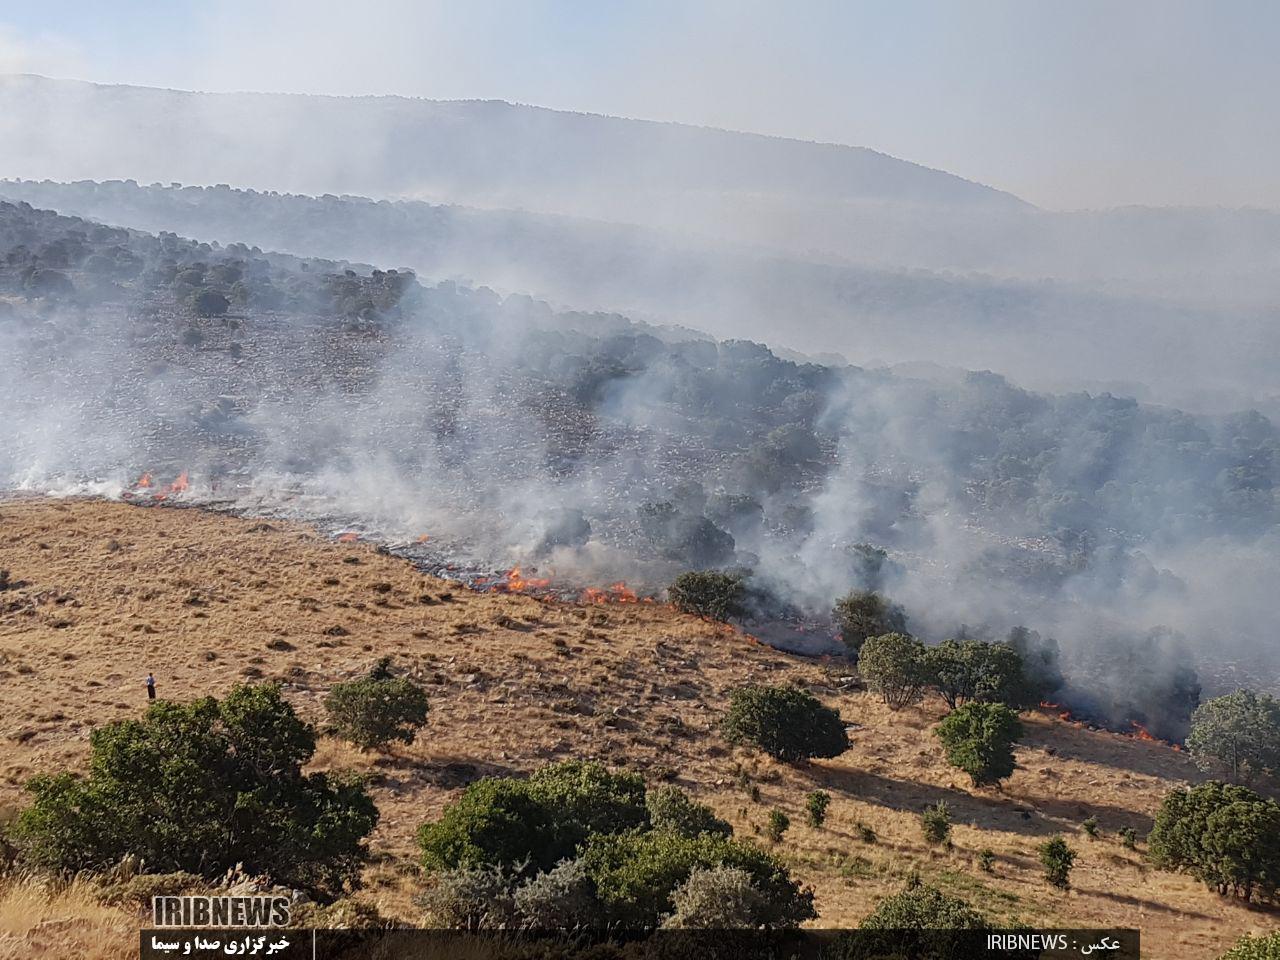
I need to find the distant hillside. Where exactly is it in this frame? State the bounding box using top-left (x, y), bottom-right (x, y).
top-left (0, 74), bottom-right (1023, 217)
top-left (7, 76), bottom-right (1280, 295)
top-left (6, 177), bottom-right (1279, 418)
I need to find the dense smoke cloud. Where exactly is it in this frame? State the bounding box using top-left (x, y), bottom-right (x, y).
top-left (3, 201), bottom-right (1277, 745)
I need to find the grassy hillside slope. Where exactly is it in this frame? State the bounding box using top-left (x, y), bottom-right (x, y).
top-left (0, 497), bottom-right (1272, 958)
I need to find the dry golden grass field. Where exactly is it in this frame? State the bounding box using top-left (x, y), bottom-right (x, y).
top-left (0, 496), bottom-right (1276, 958)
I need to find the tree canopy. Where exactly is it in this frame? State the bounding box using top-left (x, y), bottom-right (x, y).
top-left (1149, 781), bottom-right (1280, 903)
top-left (935, 702), bottom-right (1024, 786)
top-left (833, 591), bottom-right (908, 658)
top-left (13, 683), bottom-right (377, 897)
top-left (923, 639), bottom-right (1032, 709)
top-left (325, 656), bottom-right (429, 750)
top-left (1187, 690), bottom-right (1280, 782)
top-left (859, 633), bottom-right (928, 709)
top-left (721, 685), bottom-right (849, 762)
top-left (417, 761), bottom-right (647, 875)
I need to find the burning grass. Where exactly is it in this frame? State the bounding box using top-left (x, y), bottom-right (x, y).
top-left (0, 496), bottom-right (1267, 958)
top-left (1038, 702), bottom-right (1186, 751)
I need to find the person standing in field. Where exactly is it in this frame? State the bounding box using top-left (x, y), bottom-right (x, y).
top-left (145, 673), bottom-right (156, 700)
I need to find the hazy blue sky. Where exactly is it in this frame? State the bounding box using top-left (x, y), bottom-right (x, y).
top-left (2, 0), bottom-right (1276, 209)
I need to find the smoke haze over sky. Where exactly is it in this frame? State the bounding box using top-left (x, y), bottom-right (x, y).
top-left (3, 0), bottom-right (1279, 210)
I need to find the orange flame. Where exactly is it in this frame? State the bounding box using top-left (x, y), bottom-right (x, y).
top-left (337, 532), bottom-right (359, 543)
top-left (416, 534), bottom-right (431, 543)
top-left (1130, 721), bottom-right (1157, 742)
top-left (1129, 720), bottom-right (1182, 749)
top-left (1043, 705), bottom-right (1183, 750)
top-left (169, 471), bottom-right (189, 494)
top-left (581, 581), bottom-right (640, 604)
top-left (502, 567), bottom-right (551, 592)
top-left (1040, 702), bottom-right (1079, 724)
top-left (136, 472), bottom-right (153, 488)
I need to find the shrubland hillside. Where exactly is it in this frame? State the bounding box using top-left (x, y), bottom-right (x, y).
top-left (7, 178), bottom-right (1277, 416)
top-left (0, 497), bottom-right (1273, 958)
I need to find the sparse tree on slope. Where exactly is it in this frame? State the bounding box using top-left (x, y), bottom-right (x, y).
top-left (859, 633), bottom-right (927, 709)
top-left (325, 656), bottom-right (429, 751)
top-left (833, 591), bottom-right (908, 658)
top-left (14, 684), bottom-right (377, 896)
top-left (721, 685), bottom-right (849, 762)
top-left (935, 702), bottom-right (1024, 786)
top-left (1187, 690), bottom-right (1280, 782)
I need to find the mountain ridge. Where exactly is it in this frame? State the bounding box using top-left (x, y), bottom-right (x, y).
top-left (0, 73), bottom-right (1028, 211)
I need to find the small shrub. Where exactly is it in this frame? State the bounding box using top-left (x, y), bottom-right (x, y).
top-left (645, 786), bottom-right (731, 838)
top-left (662, 865), bottom-right (773, 929)
top-left (417, 761), bottom-right (647, 875)
top-left (721, 684), bottom-right (848, 762)
top-left (95, 871), bottom-right (204, 906)
top-left (859, 633), bottom-right (927, 709)
top-left (805, 790), bottom-right (830, 828)
top-left (1082, 816), bottom-right (1099, 838)
top-left (415, 863), bottom-right (517, 929)
top-left (855, 821), bottom-right (878, 844)
top-left (978, 848), bottom-right (996, 873)
top-left (512, 858), bottom-right (602, 930)
top-left (667, 571), bottom-right (744, 621)
top-left (765, 809), bottom-right (790, 843)
top-left (324, 657), bottom-right (429, 750)
top-left (835, 853), bottom-right (875, 880)
top-left (1119, 826), bottom-right (1137, 850)
top-left (290, 898), bottom-right (387, 929)
top-left (934, 702), bottom-right (1023, 786)
top-left (1038, 836), bottom-right (1076, 889)
top-left (579, 829), bottom-right (814, 928)
top-left (921, 802), bottom-right (952, 846)
top-left (1218, 932), bottom-right (1280, 960)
